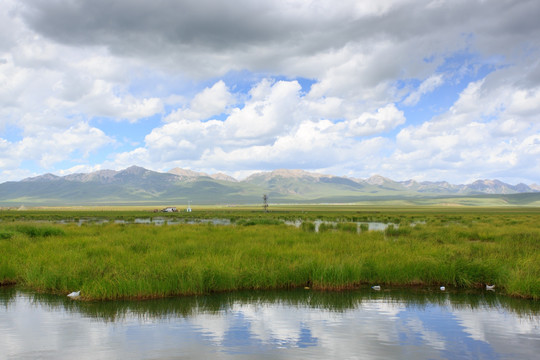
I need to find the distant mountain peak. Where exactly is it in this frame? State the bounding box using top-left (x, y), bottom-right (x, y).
top-left (272, 169), bottom-right (316, 177)
top-left (465, 179), bottom-right (530, 194)
top-left (365, 175), bottom-right (394, 186)
top-left (168, 168), bottom-right (208, 178)
top-left (210, 172), bottom-right (238, 182)
top-left (122, 165), bottom-right (149, 175)
top-left (246, 169), bottom-right (331, 182)
top-left (21, 173), bottom-right (61, 182)
top-left (64, 169), bottom-right (117, 182)
top-left (167, 168), bottom-right (238, 182)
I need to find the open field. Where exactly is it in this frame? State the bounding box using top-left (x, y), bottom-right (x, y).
top-left (1, 204), bottom-right (539, 220)
top-left (2, 190), bottom-right (540, 208)
top-left (0, 206), bottom-right (538, 300)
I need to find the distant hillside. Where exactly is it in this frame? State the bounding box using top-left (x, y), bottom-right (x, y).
top-left (0, 166), bottom-right (538, 206)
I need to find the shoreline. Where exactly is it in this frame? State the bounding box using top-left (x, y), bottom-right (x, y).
top-left (1, 282), bottom-right (530, 302)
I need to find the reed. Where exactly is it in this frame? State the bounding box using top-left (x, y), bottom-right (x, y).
top-left (0, 209), bottom-right (538, 300)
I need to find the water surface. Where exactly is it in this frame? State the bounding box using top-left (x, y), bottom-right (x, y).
top-left (1, 287), bottom-right (538, 359)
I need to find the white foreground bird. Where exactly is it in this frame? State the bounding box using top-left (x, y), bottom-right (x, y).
top-left (371, 285), bottom-right (381, 291)
top-left (67, 291), bottom-right (80, 298)
top-left (486, 284), bottom-right (495, 291)
top-left (440, 286), bottom-right (446, 291)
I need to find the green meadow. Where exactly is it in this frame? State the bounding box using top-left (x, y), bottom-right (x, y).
top-left (0, 206), bottom-right (538, 300)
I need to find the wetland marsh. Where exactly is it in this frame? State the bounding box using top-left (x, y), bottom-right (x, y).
top-left (1, 206), bottom-right (538, 300)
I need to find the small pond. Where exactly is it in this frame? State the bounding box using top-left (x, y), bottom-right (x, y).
top-left (1, 287), bottom-right (538, 359)
top-left (50, 217), bottom-right (401, 233)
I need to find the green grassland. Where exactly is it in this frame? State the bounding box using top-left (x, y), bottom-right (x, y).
top-left (0, 206), bottom-right (538, 300)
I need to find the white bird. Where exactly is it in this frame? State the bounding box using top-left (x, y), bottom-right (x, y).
top-left (371, 285), bottom-right (381, 291)
top-left (67, 291), bottom-right (80, 298)
top-left (486, 284), bottom-right (495, 291)
top-left (440, 286), bottom-right (446, 291)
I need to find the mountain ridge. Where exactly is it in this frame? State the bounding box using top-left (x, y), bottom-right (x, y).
top-left (1, 166), bottom-right (538, 206)
top-left (13, 166), bottom-right (539, 193)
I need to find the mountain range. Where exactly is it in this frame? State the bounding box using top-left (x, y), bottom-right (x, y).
top-left (0, 165), bottom-right (539, 206)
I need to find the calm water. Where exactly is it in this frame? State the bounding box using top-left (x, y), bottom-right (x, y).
top-left (1, 287), bottom-right (538, 359)
top-left (56, 217), bottom-right (394, 232)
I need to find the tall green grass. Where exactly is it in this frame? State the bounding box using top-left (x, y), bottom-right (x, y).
top-left (0, 211), bottom-right (538, 300)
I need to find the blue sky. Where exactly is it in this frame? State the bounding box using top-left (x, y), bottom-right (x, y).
top-left (1, 0), bottom-right (539, 185)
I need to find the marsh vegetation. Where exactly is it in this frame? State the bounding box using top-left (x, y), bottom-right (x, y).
top-left (0, 206), bottom-right (538, 300)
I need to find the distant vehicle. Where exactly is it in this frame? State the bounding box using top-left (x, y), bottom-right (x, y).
top-left (161, 207), bottom-right (178, 212)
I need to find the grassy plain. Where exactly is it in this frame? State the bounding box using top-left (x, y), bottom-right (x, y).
top-left (0, 206), bottom-right (538, 300)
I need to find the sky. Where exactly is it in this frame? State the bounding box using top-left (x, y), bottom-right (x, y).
top-left (1, 0), bottom-right (539, 185)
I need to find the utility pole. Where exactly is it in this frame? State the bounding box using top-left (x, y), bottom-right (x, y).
top-left (263, 194), bottom-right (268, 212)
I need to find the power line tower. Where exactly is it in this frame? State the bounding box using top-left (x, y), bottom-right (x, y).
top-left (263, 194), bottom-right (269, 212)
